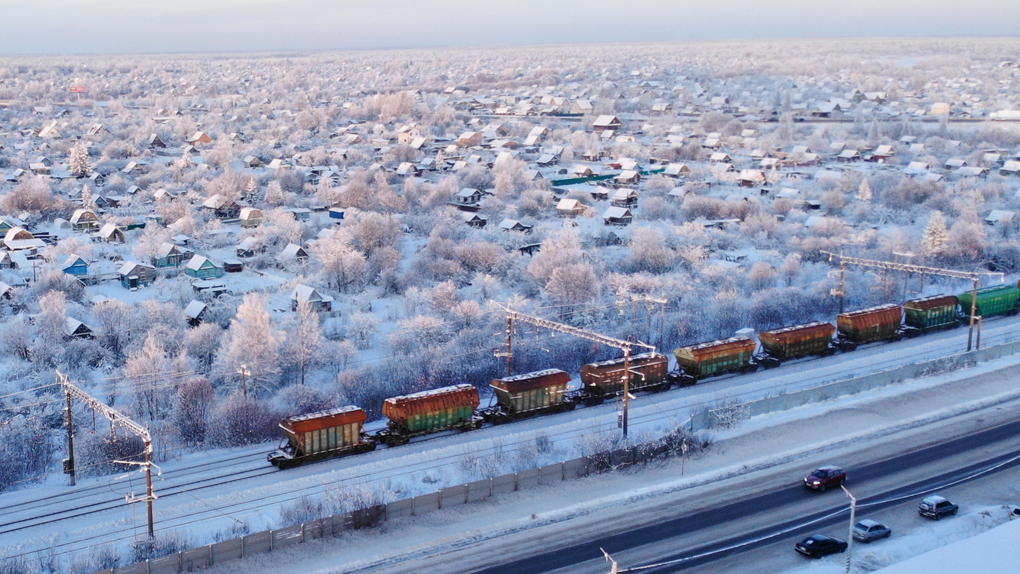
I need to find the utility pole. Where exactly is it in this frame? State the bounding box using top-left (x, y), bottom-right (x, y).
top-left (822, 251), bottom-right (1002, 351)
top-left (497, 304), bottom-right (655, 438)
top-left (59, 371), bottom-right (158, 538)
top-left (494, 316), bottom-right (514, 377)
top-left (64, 390), bottom-right (75, 486)
top-left (842, 484), bottom-right (857, 574)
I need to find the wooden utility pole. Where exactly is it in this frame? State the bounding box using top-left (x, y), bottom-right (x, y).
top-left (493, 316), bottom-right (513, 377)
top-left (821, 252), bottom-right (1002, 351)
top-left (601, 548), bottom-right (619, 574)
top-left (497, 304), bottom-right (655, 438)
top-left (64, 390), bottom-right (75, 486)
top-left (59, 371), bottom-right (157, 538)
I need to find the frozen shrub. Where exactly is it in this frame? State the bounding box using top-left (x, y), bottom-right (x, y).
top-left (206, 394), bottom-right (279, 448)
top-left (75, 432), bottom-right (145, 478)
top-left (278, 496), bottom-right (326, 528)
top-left (0, 416), bottom-right (54, 491)
top-left (0, 554), bottom-right (33, 574)
top-left (130, 531), bottom-right (190, 562)
top-left (212, 520), bottom-right (250, 542)
top-left (67, 546), bottom-right (119, 574)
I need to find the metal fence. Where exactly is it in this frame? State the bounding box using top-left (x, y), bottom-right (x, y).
top-left (92, 450), bottom-right (676, 574)
top-left (691, 340), bottom-right (1020, 432)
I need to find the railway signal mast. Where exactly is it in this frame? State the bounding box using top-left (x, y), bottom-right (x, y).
top-left (497, 304), bottom-right (655, 437)
top-left (58, 371), bottom-right (158, 538)
top-left (822, 252), bottom-right (1003, 351)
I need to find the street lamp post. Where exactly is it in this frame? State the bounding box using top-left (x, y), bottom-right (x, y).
top-left (841, 484), bottom-right (857, 574)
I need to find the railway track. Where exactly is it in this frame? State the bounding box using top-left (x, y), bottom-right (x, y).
top-left (3, 317), bottom-right (1020, 562)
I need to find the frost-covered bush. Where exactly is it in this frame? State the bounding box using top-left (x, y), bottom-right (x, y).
top-left (130, 531), bottom-right (190, 562)
top-left (205, 395), bottom-right (278, 448)
top-left (0, 417), bottom-right (55, 491)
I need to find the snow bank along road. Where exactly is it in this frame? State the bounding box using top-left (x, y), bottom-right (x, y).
top-left (3, 315), bottom-right (1020, 560)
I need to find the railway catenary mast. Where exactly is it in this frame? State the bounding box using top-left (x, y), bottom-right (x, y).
top-left (58, 371), bottom-right (158, 538)
top-left (821, 252), bottom-right (1004, 352)
top-left (496, 304), bottom-right (656, 437)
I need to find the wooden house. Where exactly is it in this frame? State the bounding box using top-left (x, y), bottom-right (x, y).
top-left (119, 262), bottom-right (155, 289)
top-left (153, 242), bottom-right (185, 268)
top-left (290, 284), bottom-right (334, 312)
top-left (462, 213), bottom-right (487, 228)
top-left (614, 170), bottom-right (641, 185)
top-left (185, 255), bottom-right (224, 279)
top-left (70, 209), bottom-right (100, 232)
top-left (239, 207), bottom-right (263, 228)
top-left (499, 219), bottom-right (533, 234)
top-left (603, 206), bottom-right (634, 226)
top-left (98, 223), bottom-right (125, 243)
top-left (557, 198), bottom-right (584, 218)
top-left (457, 131), bottom-right (483, 147)
top-left (202, 194), bottom-right (240, 219)
top-left (64, 318), bottom-right (93, 340)
top-left (62, 255), bottom-right (88, 277)
top-left (147, 134), bottom-right (166, 149)
top-left (455, 188), bottom-right (483, 206)
top-left (185, 300), bottom-right (208, 327)
top-left (664, 163), bottom-right (692, 178)
top-left (278, 243), bottom-right (309, 264)
top-left (610, 189), bottom-right (639, 208)
top-left (593, 115), bottom-right (622, 134)
top-left (187, 131), bottom-right (212, 145)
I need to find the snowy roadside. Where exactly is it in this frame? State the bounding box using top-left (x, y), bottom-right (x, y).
top-left (194, 350), bottom-right (1020, 574)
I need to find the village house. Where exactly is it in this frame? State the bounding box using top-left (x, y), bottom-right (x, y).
top-left (119, 262), bottom-right (155, 289)
top-left (97, 223), bottom-right (125, 243)
top-left (185, 300), bottom-right (208, 327)
top-left (202, 194), bottom-right (241, 219)
top-left (290, 284), bottom-right (334, 312)
top-left (62, 255), bottom-right (88, 277)
top-left (153, 242), bottom-right (185, 268)
top-left (603, 206), bottom-right (634, 226)
top-left (610, 188), bottom-right (639, 208)
top-left (64, 318), bottom-right (93, 340)
top-left (557, 198), bottom-right (584, 218)
top-left (278, 243), bottom-right (309, 264)
top-left (186, 131), bottom-right (212, 145)
top-left (185, 255), bottom-right (224, 279)
top-left (239, 207), bottom-right (263, 228)
top-left (499, 219), bottom-right (533, 234)
top-left (70, 209), bottom-right (100, 232)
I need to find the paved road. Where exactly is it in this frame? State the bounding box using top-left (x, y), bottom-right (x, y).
top-left (473, 419), bottom-right (1020, 574)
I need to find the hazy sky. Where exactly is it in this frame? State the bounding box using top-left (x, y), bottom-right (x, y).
top-left (0, 0), bottom-right (1015, 55)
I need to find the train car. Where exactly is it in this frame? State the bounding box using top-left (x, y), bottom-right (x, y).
top-left (758, 322), bottom-right (836, 366)
top-left (674, 337), bottom-right (757, 385)
top-left (902, 295), bottom-right (960, 334)
top-left (378, 384), bottom-right (481, 446)
top-left (958, 284), bottom-right (1020, 319)
top-left (579, 352), bottom-right (671, 404)
top-left (836, 304), bottom-right (903, 349)
top-left (269, 406), bottom-right (375, 469)
top-left (484, 369), bottom-right (574, 423)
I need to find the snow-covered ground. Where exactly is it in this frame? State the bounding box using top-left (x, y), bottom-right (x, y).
top-left (23, 336), bottom-right (1017, 574)
top-left (4, 317), bottom-right (1020, 568)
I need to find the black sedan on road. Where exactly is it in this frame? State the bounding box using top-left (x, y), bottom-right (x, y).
top-left (795, 534), bottom-right (848, 558)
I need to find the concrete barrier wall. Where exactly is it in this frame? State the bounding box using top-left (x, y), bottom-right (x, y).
top-left (694, 340), bottom-right (1020, 432)
top-left (413, 492), bottom-right (440, 515)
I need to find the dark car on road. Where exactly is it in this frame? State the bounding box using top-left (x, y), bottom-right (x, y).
top-left (919, 495), bottom-right (958, 520)
top-left (853, 519), bottom-right (892, 542)
top-left (795, 534), bottom-right (848, 558)
top-left (804, 465), bottom-right (846, 491)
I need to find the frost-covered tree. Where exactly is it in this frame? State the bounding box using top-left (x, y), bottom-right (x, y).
top-left (264, 180), bottom-right (288, 206)
top-left (922, 211), bottom-right (949, 257)
top-left (311, 231), bottom-right (368, 293)
top-left (217, 293), bottom-right (282, 395)
top-left (545, 263), bottom-right (600, 317)
top-left (285, 300), bottom-right (323, 386)
top-left (242, 177), bottom-right (259, 204)
top-left (125, 333), bottom-right (189, 422)
top-left (69, 142), bottom-right (91, 178)
top-left (80, 184), bottom-right (96, 211)
top-left (856, 179), bottom-right (873, 203)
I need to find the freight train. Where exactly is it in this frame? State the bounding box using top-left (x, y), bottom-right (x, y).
top-left (268, 283), bottom-right (1020, 469)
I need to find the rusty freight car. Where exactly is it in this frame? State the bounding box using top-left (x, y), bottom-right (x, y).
top-left (269, 406), bottom-right (375, 469)
top-left (836, 304), bottom-right (903, 349)
top-left (485, 369), bottom-right (574, 423)
top-left (579, 352), bottom-right (671, 405)
top-left (758, 322), bottom-right (836, 366)
top-left (378, 384), bottom-right (482, 446)
top-left (674, 337), bottom-right (757, 385)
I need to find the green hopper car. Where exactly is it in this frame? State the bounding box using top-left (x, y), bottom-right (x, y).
top-left (958, 284), bottom-right (1020, 319)
top-left (903, 295), bottom-right (960, 332)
